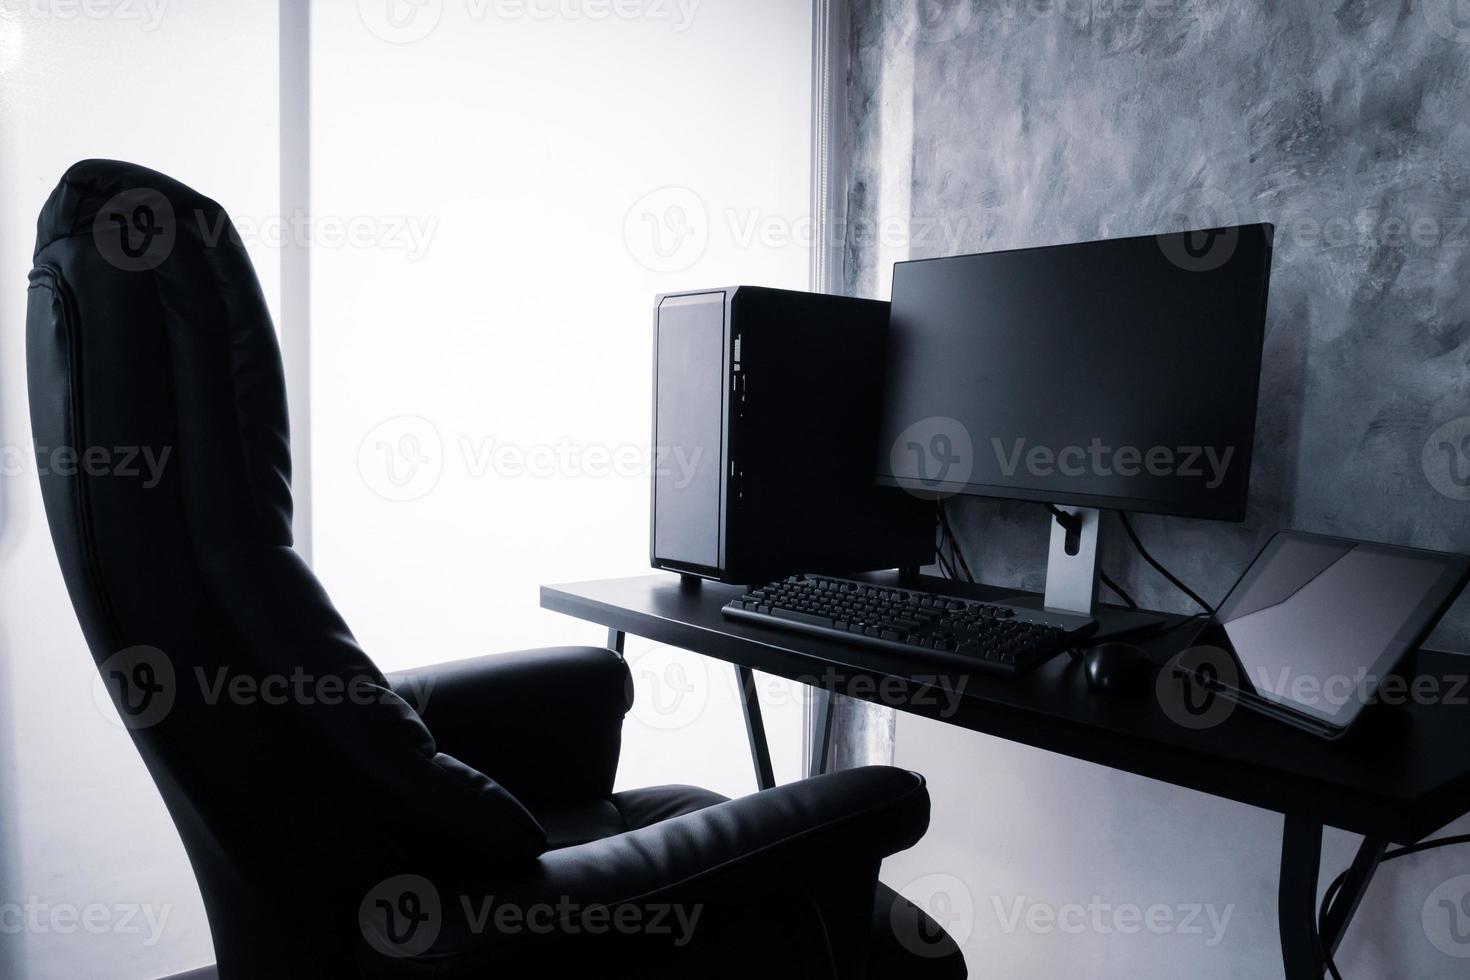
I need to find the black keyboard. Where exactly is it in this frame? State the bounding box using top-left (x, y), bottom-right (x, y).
top-left (722, 574), bottom-right (1098, 676)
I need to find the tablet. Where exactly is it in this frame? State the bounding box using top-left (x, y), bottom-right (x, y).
top-left (1182, 531), bottom-right (1470, 739)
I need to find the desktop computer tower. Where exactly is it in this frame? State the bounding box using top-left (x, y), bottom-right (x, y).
top-left (651, 286), bottom-right (932, 585)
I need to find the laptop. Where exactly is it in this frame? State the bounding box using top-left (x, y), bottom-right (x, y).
top-left (1177, 531), bottom-right (1470, 740)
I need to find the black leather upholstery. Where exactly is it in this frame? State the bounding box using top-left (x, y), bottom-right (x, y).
top-left (26, 160), bottom-right (966, 979)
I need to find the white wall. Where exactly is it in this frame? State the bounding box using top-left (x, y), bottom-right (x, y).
top-left (0, 3), bottom-right (279, 977)
top-left (309, 0), bottom-right (816, 798)
top-left (886, 710), bottom-right (1470, 979)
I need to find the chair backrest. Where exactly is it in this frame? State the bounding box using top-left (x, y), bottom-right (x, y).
top-left (26, 160), bottom-right (547, 977)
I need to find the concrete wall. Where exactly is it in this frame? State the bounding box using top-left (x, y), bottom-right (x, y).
top-left (846, 1), bottom-right (1470, 976)
top-left (845, 0), bottom-right (1470, 634)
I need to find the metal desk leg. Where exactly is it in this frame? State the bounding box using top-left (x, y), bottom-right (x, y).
top-left (606, 627), bottom-right (626, 658)
top-left (735, 665), bottom-right (777, 791)
top-left (1279, 814), bottom-right (1387, 979)
top-left (809, 687), bottom-right (834, 778)
top-left (1279, 816), bottom-right (1325, 980)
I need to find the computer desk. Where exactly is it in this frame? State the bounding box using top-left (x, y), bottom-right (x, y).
top-left (541, 570), bottom-right (1470, 980)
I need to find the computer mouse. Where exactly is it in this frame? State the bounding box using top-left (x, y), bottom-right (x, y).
top-left (1084, 642), bottom-right (1154, 695)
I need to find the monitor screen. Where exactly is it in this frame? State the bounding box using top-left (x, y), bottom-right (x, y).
top-left (875, 225), bottom-right (1274, 520)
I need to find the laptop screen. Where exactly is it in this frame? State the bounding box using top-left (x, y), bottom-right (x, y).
top-left (1187, 532), bottom-right (1468, 732)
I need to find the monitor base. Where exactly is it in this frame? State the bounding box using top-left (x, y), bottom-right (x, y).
top-left (1005, 594), bottom-right (1165, 642)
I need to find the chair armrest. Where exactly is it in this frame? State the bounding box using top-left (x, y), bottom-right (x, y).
top-left (363, 766), bottom-right (931, 976)
top-left (390, 646), bottom-right (631, 806)
top-left (523, 765), bottom-right (930, 904)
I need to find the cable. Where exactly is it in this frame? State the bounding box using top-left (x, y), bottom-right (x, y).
top-left (1100, 572), bottom-right (1139, 610)
top-left (950, 520), bottom-right (973, 583)
top-left (938, 501), bottom-right (975, 583)
top-left (1317, 833), bottom-right (1470, 979)
top-left (933, 513), bottom-right (958, 580)
top-left (1116, 512), bottom-right (1214, 614)
top-left (1044, 503), bottom-right (1081, 535)
top-left (1155, 611), bottom-right (1211, 636)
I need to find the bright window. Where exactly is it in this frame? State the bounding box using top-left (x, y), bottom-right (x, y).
top-left (311, 0), bottom-right (816, 796)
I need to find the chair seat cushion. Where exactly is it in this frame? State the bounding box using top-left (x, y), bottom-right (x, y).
top-left (533, 784), bottom-right (729, 849)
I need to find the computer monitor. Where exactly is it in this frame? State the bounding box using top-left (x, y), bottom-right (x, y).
top-left (876, 224), bottom-right (1274, 623)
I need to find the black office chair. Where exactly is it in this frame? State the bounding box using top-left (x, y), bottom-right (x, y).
top-left (25, 160), bottom-right (966, 979)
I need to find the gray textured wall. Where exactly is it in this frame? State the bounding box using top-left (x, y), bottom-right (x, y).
top-left (845, 0), bottom-right (1470, 642)
top-left (843, 1), bottom-right (1470, 976)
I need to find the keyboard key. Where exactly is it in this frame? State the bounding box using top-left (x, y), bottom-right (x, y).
top-left (769, 608), bottom-right (834, 628)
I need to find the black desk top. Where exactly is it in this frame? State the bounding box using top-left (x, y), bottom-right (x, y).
top-left (542, 571), bottom-right (1470, 844)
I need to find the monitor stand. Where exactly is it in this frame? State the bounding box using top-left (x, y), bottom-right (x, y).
top-left (1004, 505), bottom-right (1164, 641)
